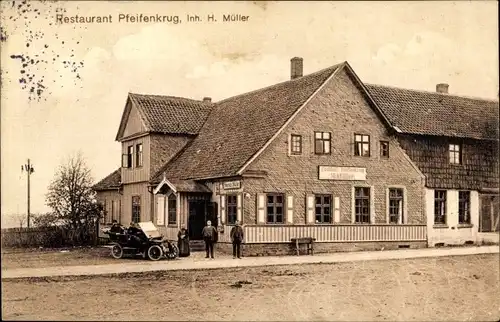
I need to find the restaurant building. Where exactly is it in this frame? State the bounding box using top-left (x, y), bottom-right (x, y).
top-left (94, 58), bottom-right (498, 254)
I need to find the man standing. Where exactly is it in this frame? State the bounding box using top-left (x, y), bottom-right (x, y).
top-left (230, 220), bottom-right (244, 259)
top-left (202, 220), bottom-right (217, 259)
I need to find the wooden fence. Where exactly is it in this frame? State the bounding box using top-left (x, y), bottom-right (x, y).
top-left (1, 226), bottom-right (98, 248)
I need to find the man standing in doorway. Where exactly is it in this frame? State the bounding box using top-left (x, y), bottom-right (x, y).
top-left (202, 220), bottom-right (217, 259)
top-left (230, 220), bottom-right (244, 259)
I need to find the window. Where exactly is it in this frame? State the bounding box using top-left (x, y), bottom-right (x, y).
top-left (354, 187), bottom-right (370, 223)
top-left (354, 134), bottom-right (370, 157)
top-left (315, 195), bottom-right (331, 223)
top-left (380, 141), bottom-right (389, 158)
top-left (389, 188), bottom-right (404, 224)
top-left (458, 191), bottom-right (471, 224)
top-left (226, 195), bottom-right (237, 225)
top-left (136, 143), bottom-right (143, 167)
top-left (127, 146), bottom-right (133, 168)
top-left (266, 194), bottom-right (284, 224)
top-left (449, 144), bottom-right (461, 164)
top-left (132, 196), bottom-right (141, 223)
top-left (290, 134), bottom-right (302, 155)
top-left (314, 132), bottom-right (331, 154)
top-left (167, 194), bottom-right (177, 225)
top-left (434, 190), bottom-right (447, 224)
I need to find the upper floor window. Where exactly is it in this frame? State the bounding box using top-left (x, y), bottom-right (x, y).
top-left (388, 188), bottom-right (404, 224)
top-left (380, 141), bottom-right (389, 158)
top-left (354, 134), bottom-right (370, 157)
top-left (290, 134), bottom-right (302, 155)
top-left (226, 194), bottom-right (238, 225)
top-left (434, 190), bottom-right (447, 225)
top-left (458, 191), bottom-right (471, 224)
top-left (315, 195), bottom-right (331, 224)
top-left (168, 194), bottom-right (177, 225)
top-left (449, 144), bottom-right (461, 164)
top-left (314, 132), bottom-right (331, 154)
top-left (132, 196), bottom-right (141, 223)
top-left (136, 143), bottom-right (143, 167)
top-left (126, 145), bottom-right (134, 168)
top-left (354, 187), bottom-right (370, 223)
top-left (266, 193), bottom-right (284, 224)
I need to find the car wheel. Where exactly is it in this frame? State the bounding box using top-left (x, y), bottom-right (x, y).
top-left (111, 244), bottom-right (123, 259)
top-left (147, 245), bottom-right (163, 261)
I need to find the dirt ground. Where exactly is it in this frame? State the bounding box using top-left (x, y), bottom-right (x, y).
top-left (2, 253), bottom-right (499, 321)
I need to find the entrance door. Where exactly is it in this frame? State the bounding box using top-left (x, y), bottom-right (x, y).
top-left (188, 200), bottom-right (206, 240)
top-left (480, 195), bottom-right (499, 232)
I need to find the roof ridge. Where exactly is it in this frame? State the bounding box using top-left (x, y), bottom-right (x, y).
top-left (215, 63), bottom-right (344, 106)
top-left (366, 83), bottom-right (499, 104)
top-left (129, 92), bottom-right (211, 104)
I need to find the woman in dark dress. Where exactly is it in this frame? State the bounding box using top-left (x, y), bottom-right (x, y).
top-left (177, 227), bottom-right (190, 257)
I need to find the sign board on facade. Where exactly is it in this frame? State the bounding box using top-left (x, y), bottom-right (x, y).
top-left (318, 166), bottom-right (367, 181)
top-left (222, 180), bottom-right (241, 190)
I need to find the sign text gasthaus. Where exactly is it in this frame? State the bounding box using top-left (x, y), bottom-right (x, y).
top-left (222, 180), bottom-right (241, 190)
top-left (318, 166), bottom-right (367, 181)
top-left (56, 14), bottom-right (182, 24)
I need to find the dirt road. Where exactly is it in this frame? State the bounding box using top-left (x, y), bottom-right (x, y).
top-left (2, 254), bottom-right (499, 321)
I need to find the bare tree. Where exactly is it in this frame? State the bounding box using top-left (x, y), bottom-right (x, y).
top-left (45, 153), bottom-right (103, 245)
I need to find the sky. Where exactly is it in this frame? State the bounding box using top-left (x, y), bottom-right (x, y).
top-left (1, 1), bottom-right (498, 227)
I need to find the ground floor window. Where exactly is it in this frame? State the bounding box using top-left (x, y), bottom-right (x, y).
top-left (315, 195), bottom-right (331, 223)
top-left (168, 194), bottom-right (177, 225)
top-left (389, 188), bottom-right (404, 224)
top-left (434, 190), bottom-right (447, 224)
top-left (267, 193), bottom-right (284, 224)
top-left (458, 191), bottom-right (470, 224)
top-left (226, 194), bottom-right (237, 225)
top-left (132, 196), bottom-right (141, 223)
top-left (354, 187), bottom-right (370, 223)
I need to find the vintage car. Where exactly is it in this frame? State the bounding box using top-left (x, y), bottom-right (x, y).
top-left (103, 221), bottom-right (178, 261)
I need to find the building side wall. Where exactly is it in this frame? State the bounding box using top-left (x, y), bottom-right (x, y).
top-left (241, 68), bottom-right (425, 227)
top-left (95, 190), bottom-right (122, 224)
top-left (425, 188), bottom-right (479, 246)
top-left (399, 135), bottom-right (499, 190)
top-left (121, 182), bottom-right (152, 224)
top-left (121, 135), bottom-right (151, 184)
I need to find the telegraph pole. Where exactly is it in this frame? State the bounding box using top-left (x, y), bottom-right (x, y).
top-left (21, 159), bottom-right (34, 228)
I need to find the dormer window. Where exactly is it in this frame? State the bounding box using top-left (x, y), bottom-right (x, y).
top-left (449, 143), bottom-right (461, 164)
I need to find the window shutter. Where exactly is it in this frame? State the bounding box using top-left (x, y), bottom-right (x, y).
top-left (237, 194), bottom-right (243, 223)
top-left (257, 193), bottom-right (265, 224)
top-left (334, 197), bottom-right (340, 223)
top-left (157, 195), bottom-right (165, 226)
top-left (220, 195), bottom-right (226, 225)
top-left (286, 194), bottom-right (294, 224)
top-left (370, 186), bottom-right (375, 224)
top-left (121, 154), bottom-right (127, 167)
top-left (306, 194), bottom-right (315, 224)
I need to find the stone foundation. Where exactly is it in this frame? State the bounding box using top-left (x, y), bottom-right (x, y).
top-left (212, 241), bottom-right (427, 257)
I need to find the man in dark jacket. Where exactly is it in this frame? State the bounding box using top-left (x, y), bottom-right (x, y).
top-left (230, 220), bottom-right (244, 259)
top-left (201, 220), bottom-right (217, 259)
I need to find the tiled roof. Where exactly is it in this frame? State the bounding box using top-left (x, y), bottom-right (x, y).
top-left (128, 93), bottom-right (213, 135)
top-left (151, 64), bottom-right (342, 183)
top-left (93, 168), bottom-right (121, 191)
top-left (366, 84), bottom-right (499, 140)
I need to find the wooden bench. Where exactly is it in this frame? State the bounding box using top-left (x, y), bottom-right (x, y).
top-left (291, 237), bottom-right (315, 256)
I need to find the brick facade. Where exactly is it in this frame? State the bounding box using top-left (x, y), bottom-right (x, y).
top-left (242, 68), bottom-right (426, 226)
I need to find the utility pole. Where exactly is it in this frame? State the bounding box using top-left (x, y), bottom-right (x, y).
top-left (21, 159), bottom-right (34, 228)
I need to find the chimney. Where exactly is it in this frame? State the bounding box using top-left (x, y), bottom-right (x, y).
top-left (203, 97), bottom-right (212, 103)
top-left (436, 83), bottom-right (449, 94)
top-left (290, 57), bottom-right (303, 80)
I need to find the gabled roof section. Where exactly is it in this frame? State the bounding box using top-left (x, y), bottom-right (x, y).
top-left (115, 93), bottom-right (213, 140)
top-left (366, 84), bottom-right (500, 140)
top-left (93, 168), bottom-right (121, 191)
top-left (151, 63), bottom-right (343, 182)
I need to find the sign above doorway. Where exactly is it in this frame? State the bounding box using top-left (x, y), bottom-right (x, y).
top-left (318, 166), bottom-right (367, 181)
top-left (222, 180), bottom-right (241, 190)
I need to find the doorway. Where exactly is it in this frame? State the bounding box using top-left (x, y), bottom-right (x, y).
top-left (188, 200), bottom-right (205, 240)
top-left (480, 194), bottom-right (499, 232)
